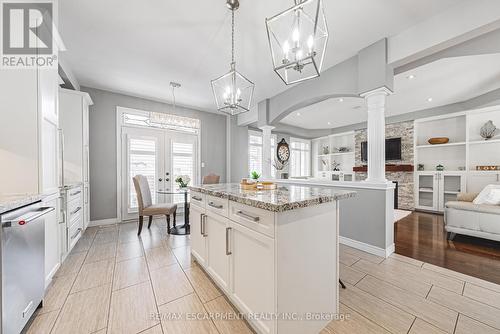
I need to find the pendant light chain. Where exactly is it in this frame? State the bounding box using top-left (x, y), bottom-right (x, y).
top-left (231, 9), bottom-right (235, 64)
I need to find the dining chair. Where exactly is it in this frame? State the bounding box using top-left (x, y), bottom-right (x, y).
top-left (202, 173), bottom-right (220, 185)
top-left (133, 175), bottom-right (177, 235)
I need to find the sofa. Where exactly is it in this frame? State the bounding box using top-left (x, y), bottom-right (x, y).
top-left (444, 192), bottom-right (500, 242)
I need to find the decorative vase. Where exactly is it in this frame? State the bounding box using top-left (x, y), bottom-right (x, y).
top-left (480, 120), bottom-right (497, 140)
top-left (436, 164), bottom-right (444, 171)
top-left (322, 146), bottom-right (329, 155)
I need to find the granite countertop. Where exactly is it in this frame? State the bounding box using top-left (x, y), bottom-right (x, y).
top-left (0, 194), bottom-right (43, 215)
top-left (189, 183), bottom-right (356, 212)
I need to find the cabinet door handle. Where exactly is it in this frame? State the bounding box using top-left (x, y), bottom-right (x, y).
top-left (208, 202), bottom-right (223, 209)
top-left (235, 210), bottom-right (260, 222)
top-left (71, 228), bottom-right (82, 240)
top-left (225, 227), bottom-right (232, 255)
top-left (70, 190), bottom-right (81, 196)
top-left (192, 196), bottom-right (202, 201)
top-left (200, 214), bottom-right (207, 237)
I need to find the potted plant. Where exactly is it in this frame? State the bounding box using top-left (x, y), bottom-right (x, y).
top-left (175, 175), bottom-right (191, 188)
top-left (250, 171), bottom-right (261, 182)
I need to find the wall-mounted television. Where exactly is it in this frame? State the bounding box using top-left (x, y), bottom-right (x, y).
top-left (361, 138), bottom-right (402, 162)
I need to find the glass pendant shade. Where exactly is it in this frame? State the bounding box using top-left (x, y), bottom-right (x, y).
top-left (266, 0), bottom-right (329, 85)
top-left (211, 62), bottom-right (255, 115)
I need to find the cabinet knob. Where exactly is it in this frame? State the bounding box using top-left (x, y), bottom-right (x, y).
top-left (158, 178), bottom-right (163, 182)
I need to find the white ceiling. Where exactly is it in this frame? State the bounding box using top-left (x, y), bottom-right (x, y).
top-left (59, 0), bottom-right (462, 112)
top-left (280, 53), bottom-right (500, 129)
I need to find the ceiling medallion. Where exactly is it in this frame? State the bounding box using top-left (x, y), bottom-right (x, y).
top-left (266, 0), bottom-right (329, 85)
top-left (211, 0), bottom-right (255, 116)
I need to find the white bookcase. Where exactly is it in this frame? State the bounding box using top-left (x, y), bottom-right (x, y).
top-left (312, 131), bottom-right (355, 181)
top-left (414, 106), bottom-right (500, 212)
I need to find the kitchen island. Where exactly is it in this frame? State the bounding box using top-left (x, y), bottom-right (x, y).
top-left (188, 183), bottom-right (356, 334)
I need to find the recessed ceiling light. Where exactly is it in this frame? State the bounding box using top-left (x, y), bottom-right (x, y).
top-left (296, 112), bottom-right (301, 116)
top-left (407, 74), bottom-right (416, 80)
top-left (427, 97), bottom-right (433, 102)
top-left (327, 121), bottom-right (331, 125)
top-left (338, 98), bottom-right (344, 102)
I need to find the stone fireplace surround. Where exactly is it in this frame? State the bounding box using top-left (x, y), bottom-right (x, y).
top-left (354, 121), bottom-right (415, 210)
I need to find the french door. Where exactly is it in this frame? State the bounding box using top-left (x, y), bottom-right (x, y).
top-left (121, 126), bottom-right (198, 221)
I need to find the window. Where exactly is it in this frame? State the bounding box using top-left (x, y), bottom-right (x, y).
top-left (290, 137), bottom-right (311, 177)
top-left (172, 140), bottom-right (195, 204)
top-left (128, 138), bottom-right (157, 211)
top-left (248, 130), bottom-right (277, 177)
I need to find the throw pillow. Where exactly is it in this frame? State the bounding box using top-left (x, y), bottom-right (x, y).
top-left (473, 184), bottom-right (500, 205)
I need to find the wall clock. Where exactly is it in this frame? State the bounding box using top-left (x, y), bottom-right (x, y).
top-left (277, 138), bottom-right (290, 163)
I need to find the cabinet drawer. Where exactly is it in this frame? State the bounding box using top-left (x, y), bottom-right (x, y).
top-left (229, 201), bottom-right (275, 238)
top-left (190, 191), bottom-right (205, 209)
top-left (67, 186), bottom-right (83, 203)
top-left (206, 194), bottom-right (229, 218)
top-left (68, 215), bottom-right (83, 250)
top-left (67, 197), bottom-right (83, 223)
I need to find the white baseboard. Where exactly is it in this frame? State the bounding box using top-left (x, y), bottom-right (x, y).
top-left (89, 218), bottom-right (118, 227)
top-left (339, 236), bottom-right (394, 258)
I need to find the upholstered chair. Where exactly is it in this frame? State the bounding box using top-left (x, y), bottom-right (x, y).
top-left (133, 175), bottom-right (177, 235)
top-left (202, 173), bottom-right (220, 185)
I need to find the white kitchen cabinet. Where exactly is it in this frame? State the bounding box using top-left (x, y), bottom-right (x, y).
top-left (190, 204), bottom-right (208, 267)
top-left (467, 172), bottom-right (500, 193)
top-left (229, 221), bottom-right (275, 334)
top-left (206, 213), bottom-right (231, 292)
top-left (415, 172), bottom-right (465, 212)
top-left (43, 194), bottom-right (61, 287)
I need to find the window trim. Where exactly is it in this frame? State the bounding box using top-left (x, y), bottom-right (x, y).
top-left (290, 137), bottom-right (311, 177)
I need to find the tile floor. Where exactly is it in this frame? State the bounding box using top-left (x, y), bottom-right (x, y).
top-left (26, 220), bottom-right (500, 334)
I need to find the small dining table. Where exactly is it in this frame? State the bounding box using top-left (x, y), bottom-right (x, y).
top-left (157, 188), bottom-right (190, 235)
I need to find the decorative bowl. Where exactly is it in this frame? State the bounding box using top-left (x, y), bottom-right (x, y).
top-left (428, 137), bottom-right (449, 145)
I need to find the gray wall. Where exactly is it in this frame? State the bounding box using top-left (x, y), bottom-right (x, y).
top-left (83, 87), bottom-right (227, 221)
top-left (229, 117), bottom-right (249, 182)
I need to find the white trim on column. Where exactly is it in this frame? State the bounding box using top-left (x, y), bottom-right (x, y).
top-left (339, 236), bottom-right (395, 258)
top-left (259, 125), bottom-right (275, 179)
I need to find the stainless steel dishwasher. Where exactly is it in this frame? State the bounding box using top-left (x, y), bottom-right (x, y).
top-left (1, 202), bottom-right (54, 334)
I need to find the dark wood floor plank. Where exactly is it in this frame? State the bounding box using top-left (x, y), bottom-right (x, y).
top-left (395, 211), bottom-right (500, 285)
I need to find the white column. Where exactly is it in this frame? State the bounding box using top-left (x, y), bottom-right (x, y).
top-left (259, 125), bottom-right (275, 179)
top-left (361, 87), bottom-right (392, 183)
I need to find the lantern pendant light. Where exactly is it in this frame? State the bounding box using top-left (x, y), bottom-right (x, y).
top-left (265, 0), bottom-right (329, 85)
top-left (211, 0), bottom-right (255, 116)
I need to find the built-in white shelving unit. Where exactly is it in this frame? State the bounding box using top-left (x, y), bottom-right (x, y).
top-left (414, 106), bottom-right (500, 212)
top-left (312, 131), bottom-right (355, 181)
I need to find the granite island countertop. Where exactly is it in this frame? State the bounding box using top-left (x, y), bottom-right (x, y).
top-left (189, 183), bottom-right (356, 212)
top-left (0, 194), bottom-right (43, 215)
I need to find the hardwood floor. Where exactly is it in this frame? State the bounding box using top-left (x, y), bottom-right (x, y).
top-left (395, 211), bottom-right (500, 285)
top-left (26, 218), bottom-right (500, 333)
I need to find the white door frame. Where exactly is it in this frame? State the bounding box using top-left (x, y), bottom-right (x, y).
top-left (116, 106), bottom-right (201, 223)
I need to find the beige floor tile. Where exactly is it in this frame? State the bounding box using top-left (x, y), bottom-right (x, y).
top-left (423, 263), bottom-right (500, 293)
top-left (113, 257), bottom-right (150, 291)
top-left (184, 264), bottom-right (222, 303)
top-left (140, 230), bottom-right (167, 250)
top-left (82, 226), bottom-right (98, 238)
top-left (25, 309), bottom-right (59, 334)
top-left (116, 240), bottom-right (144, 262)
top-left (204, 296), bottom-right (253, 334)
top-left (145, 246), bottom-right (177, 270)
top-left (324, 303), bottom-right (390, 334)
top-left (172, 245), bottom-right (194, 269)
top-left (409, 318), bottom-right (448, 334)
top-left (428, 285), bottom-right (500, 330)
top-left (158, 293), bottom-right (218, 334)
top-left (339, 283), bottom-right (415, 334)
top-left (150, 263), bottom-right (193, 306)
top-left (72, 235), bottom-right (94, 253)
top-left (389, 253), bottom-right (424, 267)
top-left (98, 224), bottom-right (119, 232)
top-left (340, 245), bottom-right (384, 264)
top-left (353, 259), bottom-right (432, 297)
top-left (463, 282), bottom-right (500, 309)
top-left (71, 259), bottom-right (114, 293)
top-left (55, 252), bottom-right (86, 277)
top-left (85, 242), bottom-right (117, 263)
top-left (52, 284), bottom-right (111, 334)
top-left (93, 230), bottom-right (119, 245)
top-left (381, 258), bottom-right (464, 294)
top-left (93, 329), bottom-right (107, 334)
top-left (339, 263), bottom-right (365, 286)
top-left (139, 324), bottom-right (164, 334)
top-left (356, 275), bottom-right (457, 333)
top-left (118, 228), bottom-right (142, 244)
top-left (38, 273), bottom-right (77, 314)
top-left (118, 221), bottom-right (139, 231)
top-left (339, 251), bottom-right (360, 267)
top-left (165, 235), bottom-right (190, 249)
top-left (108, 281), bottom-right (159, 334)
top-left (455, 314), bottom-right (500, 334)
